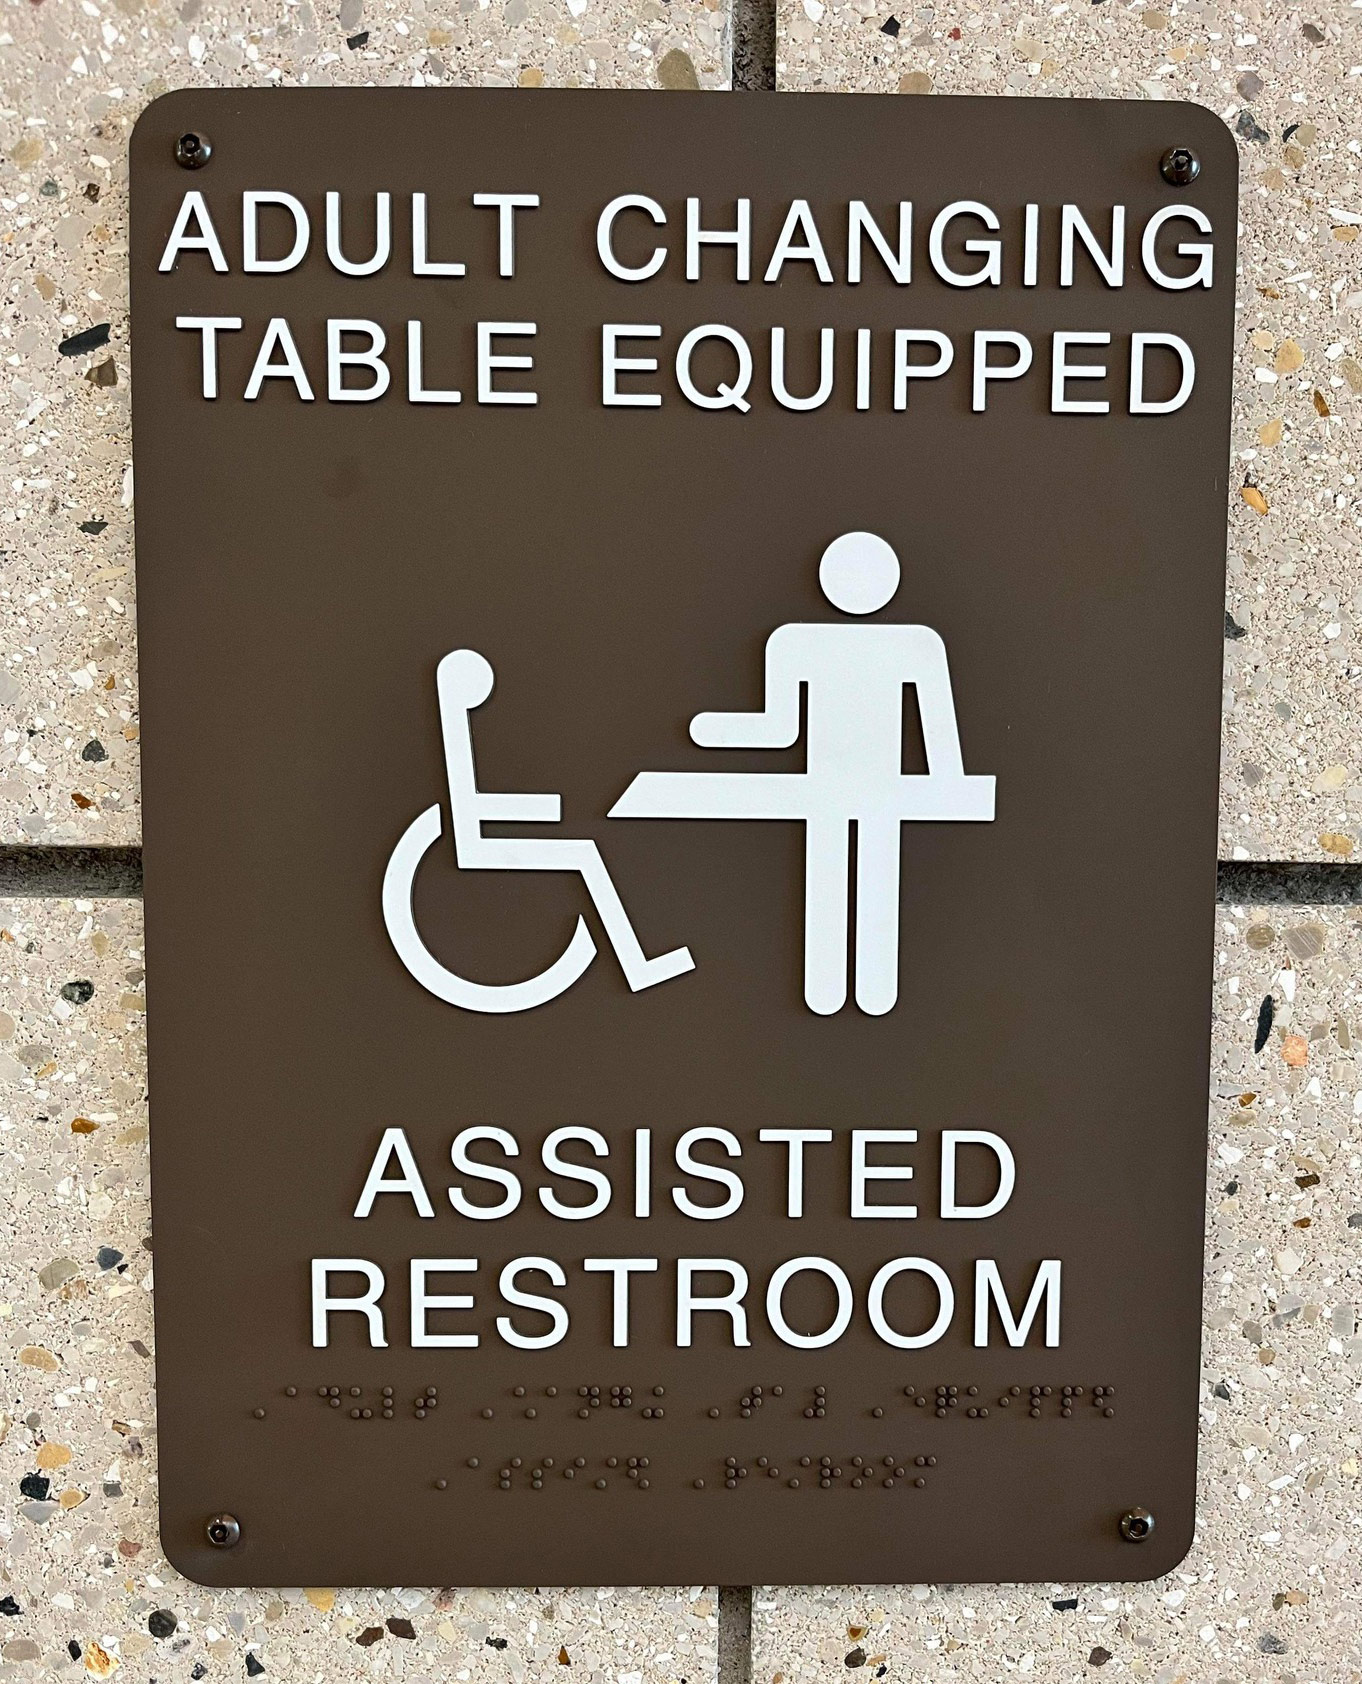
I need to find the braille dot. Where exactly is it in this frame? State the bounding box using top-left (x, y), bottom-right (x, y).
top-left (915, 1477), bottom-right (926, 1488)
top-left (655, 1408), bottom-right (665, 1418)
top-left (852, 1478), bottom-right (863, 1488)
top-left (642, 1408), bottom-right (652, 1419)
top-left (546, 1386), bottom-right (558, 1397)
top-left (284, 1387), bottom-right (297, 1398)
top-left (980, 1408), bottom-right (989, 1418)
top-left (1010, 1386), bottom-right (1021, 1396)
top-left (316, 1387), bottom-right (328, 1397)
top-left (883, 1456), bottom-right (894, 1467)
top-left (693, 1479), bottom-right (704, 1489)
top-left (328, 1387), bottom-right (340, 1397)
top-left (638, 1479), bottom-right (649, 1489)
top-left (738, 1467), bottom-right (747, 1478)
top-left (726, 1478), bottom-right (737, 1489)
top-left (575, 1457), bottom-right (588, 1468)
top-left (382, 1409), bottom-right (393, 1419)
top-left (639, 1457), bottom-right (649, 1468)
top-left (578, 1387), bottom-right (589, 1397)
top-left (1042, 1386), bottom-right (1052, 1396)
top-left (768, 1467), bottom-right (780, 1479)
top-left (709, 1407), bottom-right (720, 1418)
top-left (788, 1478), bottom-right (799, 1488)
top-left (803, 1408), bottom-right (814, 1418)
top-left (511, 1457), bottom-right (522, 1468)
top-left (757, 1457), bottom-right (769, 1468)
top-left (894, 1467), bottom-right (906, 1478)
top-left (903, 1386), bottom-right (915, 1397)
top-left (579, 1408), bottom-right (589, 1418)
top-left (467, 1457), bottom-right (480, 1468)
top-left (741, 1408), bottom-right (751, 1419)
top-left (427, 1398), bottom-right (439, 1409)
top-left (589, 1386), bottom-right (600, 1396)
top-left (415, 1408), bottom-right (426, 1419)
top-left (927, 1457), bottom-right (937, 1466)
top-left (1105, 1386), bottom-right (1115, 1396)
top-left (607, 1456), bottom-right (618, 1468)
top-left (481, 1408), bottom-right (494, 1419)
top-left (525, 1408), bottom-right (536, 1419)
top-left (936, 1408), bottom-right (946, 1418)
top-left (820, 1478), bottom-right (830, 1488)
top-left (1104, 1407), bottom-right (1115, 1417)
top-left (382, 1386), bottom-right (393, 1397)
top-left (514, 1386), bottom-right (525, 1397)
top-left (916, 1397), bottom-right (927, 1408)
top-left (815, 1408), bottom-right (825, 1418)
top-left (772, 1386), bottom-right (783, 1397)
top-left (564, 1468), bottom-right (575, 1480)
top-left (967, 1407), bottom-right (977, 1418)
top-left (544, 1458), bottom-right (554, 1468)
top-left (832, 1467), bottom-right (842, 1477)
top-left (872, 1407), bottom-right (884, 1418)
top-left (362, 1408), bottom-right (373, 1419)
top-left (499, 1480), bottom-right (510, 1490)
top-left (814, 1385), bottom-right (825, 1395)
top-left (741, 1396), bottom-right (751, 1408)
top-left (1029, 1408), bottom-right (1040, 1418)
top-left (349, 1387), bottom-right (360, 1397)
top-left (1093, 1386), bottom-right (1104, 1397)
top-left (967, 1386), bottom-right (978, 1396)
top-left (851, 1457), bottom-right (863, 1468)
top-left (434, 1478), bottom-right (447, 1490)
top-left (883, 1478), bottom-right (894, 1488)
top-left (1074, 1386), bottom-right (1084, 1396)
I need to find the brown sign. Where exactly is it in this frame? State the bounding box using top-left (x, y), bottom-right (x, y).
top-left (131, 88), bottom-right (1236, 1587)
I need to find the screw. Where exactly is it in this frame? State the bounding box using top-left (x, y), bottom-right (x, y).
top-left (175, 131), bottom-right (212, 170)
top-left (1159, 147), bottom-right (1200, 187)
top-left (205, 1513), bottom-right (241, 1548)
top-left (1119, 1506), bottom-right (1155, 1542)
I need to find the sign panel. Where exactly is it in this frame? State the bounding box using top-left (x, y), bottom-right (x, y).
top-left (130, 89), bottom-right (1235, 1587)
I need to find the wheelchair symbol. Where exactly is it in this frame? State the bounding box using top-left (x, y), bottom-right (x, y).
top-left (381, 649), bottom-right (695, 1013)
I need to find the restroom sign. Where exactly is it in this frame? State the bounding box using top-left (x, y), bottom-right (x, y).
top-left (131, 88), bottom-right (1236, 1588)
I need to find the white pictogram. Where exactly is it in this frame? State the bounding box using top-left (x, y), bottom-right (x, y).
top-left (383, 532), bottom-right (994, 1015)
top-left (611, 531), bottom-right (995, 1015)
top-left (382, 649), bottom-right (694, 1013)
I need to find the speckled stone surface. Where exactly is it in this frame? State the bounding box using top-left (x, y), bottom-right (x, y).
top-left (0, 0), bottom-right (730, 848)
top-left (755, 901), bottom-right (1362, 1682)
top-left (776, 0), bottom-right (1362, 863)
top-left (0, 898), bottom-right (719, 1678)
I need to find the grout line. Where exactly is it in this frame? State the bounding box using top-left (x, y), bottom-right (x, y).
top-left (731, 0), bottom-right (776, 90)
top-left (0, 849), bottom-right (1358, 905)
top-left (0, 847), bottom-right (142, 898)
top-left (718, 1586), bottom-right (754, 1684)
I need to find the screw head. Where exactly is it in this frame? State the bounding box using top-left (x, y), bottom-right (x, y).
top-left (1119, 1506), bottom-right (1155, 1542)
top-left (205, 1512), bottom-right (241, 1548)
top-left (1159, 146), bottom-right (1200, 187)
top-left (175, 131), bottom-right (212, 170)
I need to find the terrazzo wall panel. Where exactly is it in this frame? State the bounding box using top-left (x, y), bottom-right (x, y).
top-left (775, 0), bottom-right (1362, 864)
top-left (0, 897), bottom-right (722, 1682)
top-left (0, 0), bottom-right (731, 847)
top-left (754, 903), bottom-right (1362, 1684)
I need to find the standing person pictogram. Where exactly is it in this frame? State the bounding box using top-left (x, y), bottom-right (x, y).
top-left (610, 532), bottom-right (995, 1015)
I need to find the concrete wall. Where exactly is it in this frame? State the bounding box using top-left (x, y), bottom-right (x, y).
top-left (1, 3), bottom-right (1359, 1682)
